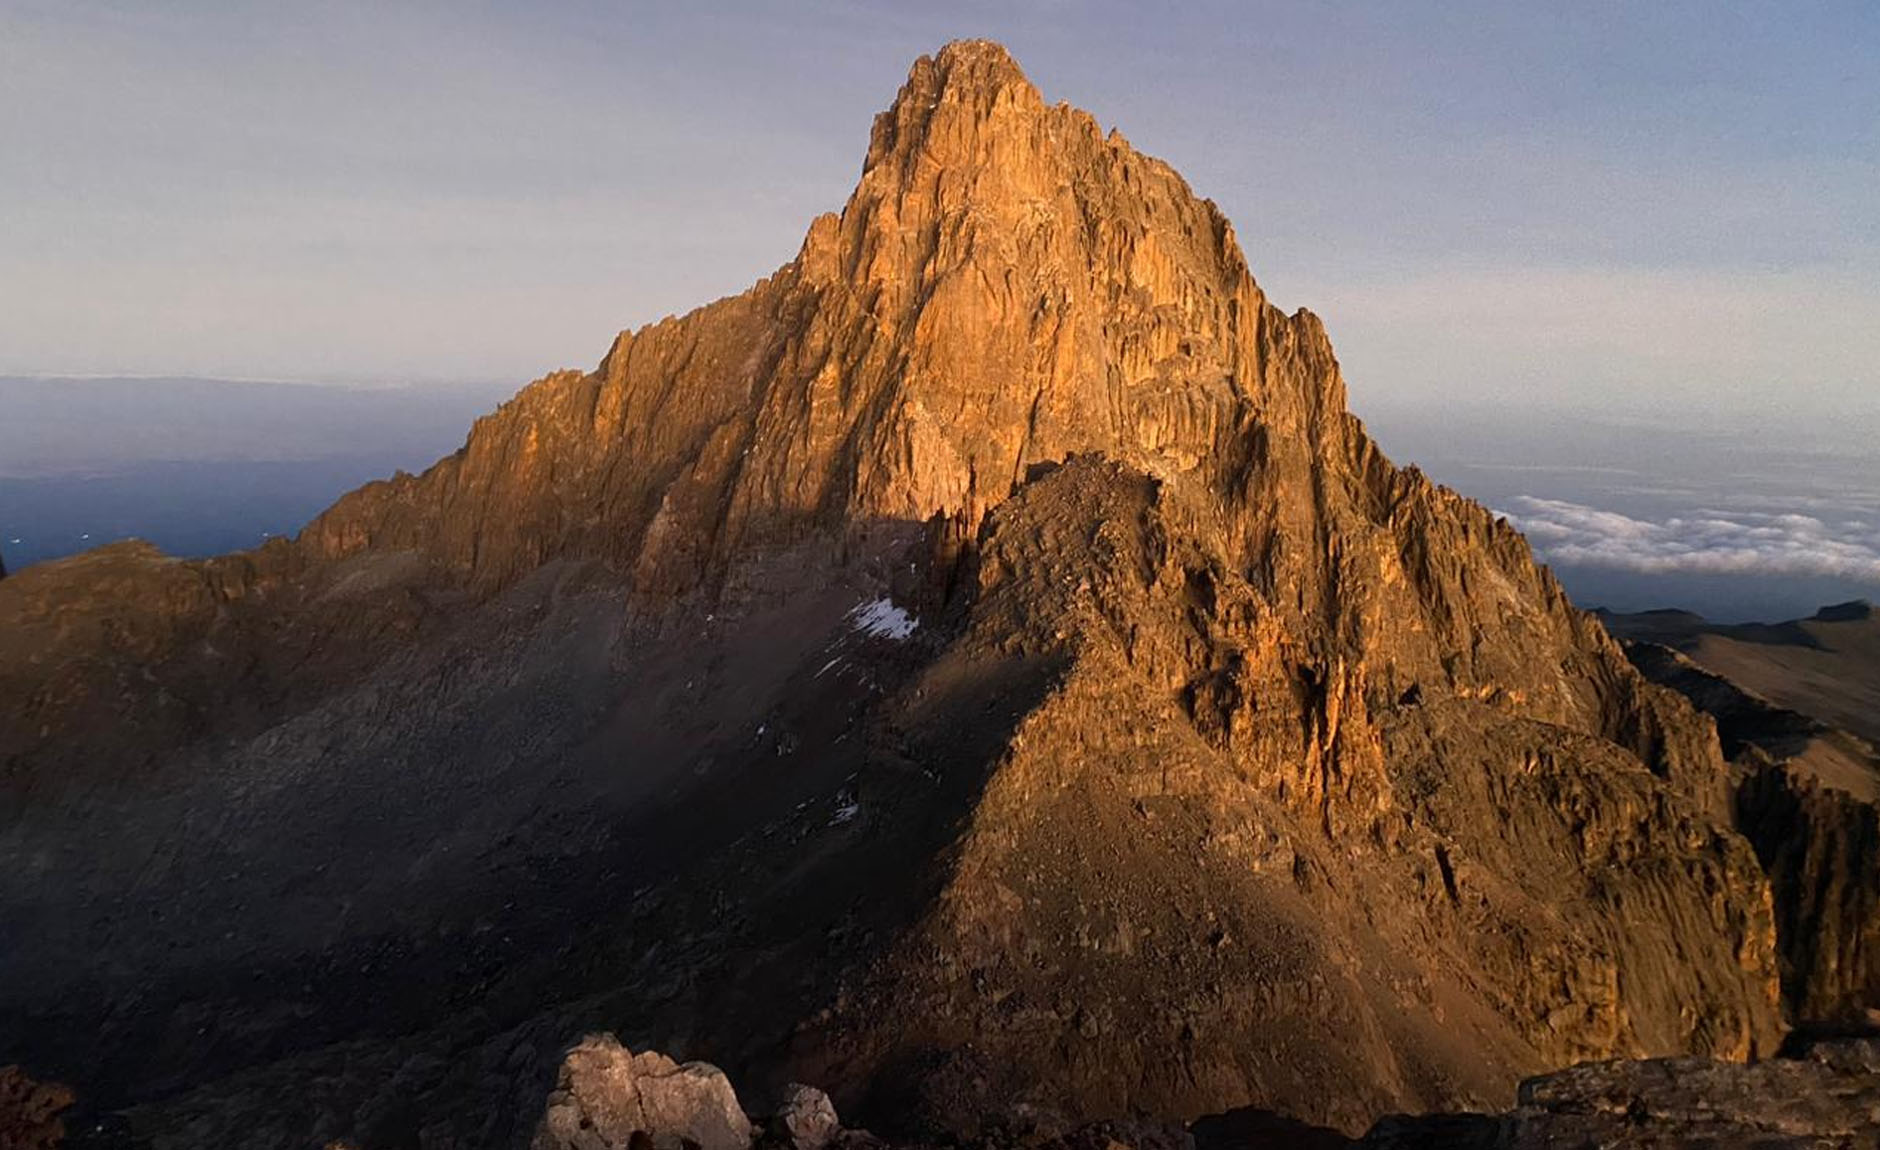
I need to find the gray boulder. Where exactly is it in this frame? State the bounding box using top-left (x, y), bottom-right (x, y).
top-left (534, 1035), bottom-right (753, 1150)
top-left (769, 1084), bottom-right (839, 1150)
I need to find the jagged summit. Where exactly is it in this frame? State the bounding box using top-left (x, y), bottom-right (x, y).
top-left (0, 40), bottom-right (1827, 1148)
top-left (877, 38), bottom-right (1039, 122)
top-left (858, 39), bottom-right (1097, 192)
top-left (298, 38), bottom-right (1297, 596)
top-left (929, 37), bottom-right (1030, 78)
top-left (859, 39), bottom-right (1193, 222)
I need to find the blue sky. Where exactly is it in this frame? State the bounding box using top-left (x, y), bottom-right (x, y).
top-left (3, 1), bottom-right (1876, 424)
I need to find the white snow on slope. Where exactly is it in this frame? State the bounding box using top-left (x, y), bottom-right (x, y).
top-left (848, 597), bottom-right (917, 640)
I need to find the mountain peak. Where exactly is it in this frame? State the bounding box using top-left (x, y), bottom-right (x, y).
top-left (909, 39), bottom-right (1038, 112)
top-left (929, 38), bottom-right (1030, 87)
top-left (3, 38), bottom-right (1818, 1146)
top-left (862, 38), bottom-right (1047, 178)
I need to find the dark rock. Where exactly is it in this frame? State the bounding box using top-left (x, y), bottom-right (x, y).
top-left (1193, 1105), bottom-right (1355, 1149)
top-left (0, 1066), bottom-right (73, 1150)
top-left (1620, 638), bottom-right (1880, 1021)
top-left (1360, 1041), bottom-right (1880, 1147)
top-left (1739, 763), bottom-right (1880, 1021)
top-left (1813, 601), bottom-right (1875, 624)
top-left (1359, 1113), bottom-right (1501, 1150)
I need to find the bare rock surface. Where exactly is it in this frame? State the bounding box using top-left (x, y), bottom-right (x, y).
top-left (0, 1066), bottom-right (74, 1150)
top-left (777, 457), bottom-right (1781, 1135)
top-left (521, 1041), bottom-right (1880, 1150)
top-left (533, 1036), bottom-right (752, 1150)
top-left (0, 37), bottom-right (1837, 1150)
top-left (1511, 1040), bottom-right (1880, 1145)
top-left (1605, 602), bottom-right (1880, 748)
top-left (1615, 628), bottom-right (1880, 1024)
top-left (769, 1085), bottom-right (840, 1150)
top-left (1364, 1038), bottom-right (1880, 1148)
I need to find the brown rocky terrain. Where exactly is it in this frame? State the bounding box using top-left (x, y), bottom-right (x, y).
top-left (0, 1066), bottom-right (74, 1150)
top-left (0, 39), bottom-right (1849, 1149)
top-left (1364, 1032), bottom-right (1880, 1148)
top-left (1605, 602), bottom-right (1880, 748)
top-left (1607, 607), bottom-right (1880, 1029)
top-left (520, 1035), bottom-right (1880, 1150)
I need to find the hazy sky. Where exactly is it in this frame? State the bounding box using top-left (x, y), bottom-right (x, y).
top-left (4, 1), bottom-right (1877, 426)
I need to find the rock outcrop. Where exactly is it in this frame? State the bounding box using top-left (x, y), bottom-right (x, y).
top-left (0, 1066), bottom-right (73, 1150)
top-left (767, 1085), bottom-right (840, 1150)
top-left (1616, 630), bottom-right (1880, 1023)
top-left (0, 38), bottom-right (1815, 1149)
top-left (534, 1036), bottom-right (753, 1150)
top-left (787, 457), bottom-right (1779, 1134)
top-left (1365, 1037), bottom-right (1880, 1148)
top-left (1739, 765), bottom-right (1880, 1023)
top-left (526, 1040), bottom-right (1880, 1150)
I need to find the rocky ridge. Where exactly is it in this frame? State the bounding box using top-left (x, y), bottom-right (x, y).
top-left (0, 39), bottom-right (1831, 1148)
top-left (1613, 626), bottom-right (1880, 1026)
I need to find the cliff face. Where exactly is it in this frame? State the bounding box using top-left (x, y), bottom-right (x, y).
top-left (299, 43), bottom-right (1720, 793)
top-left (0, 39), bottom-right (1797, 1146)
top-left (1739, 763), bottom-right (1880, 1021)
top-left (784, 457), bottom-right (1779, 1133)
top-left (293, 41), bottom-right (1781, 1126)
top-left (1616, 633), bottom-right (1880, 1025)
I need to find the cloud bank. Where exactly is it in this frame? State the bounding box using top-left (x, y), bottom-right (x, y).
top-left (1502, 496), bottom-right (1880, 582)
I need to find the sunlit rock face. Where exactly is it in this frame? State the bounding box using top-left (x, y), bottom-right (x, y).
top-left (0, 38), bottom-right (1798, 1147)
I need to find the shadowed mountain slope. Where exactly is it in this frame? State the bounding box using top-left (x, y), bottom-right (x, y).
top-left (1604, 601), bottom-right (1880, 749)
top-left (0, 41), bottom-right (1802, 1147)
top-left (1607, 604), bottom-right (1880, 1028)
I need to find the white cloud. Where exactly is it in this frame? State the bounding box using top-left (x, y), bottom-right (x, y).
top-left (1502, 496), bottom-right (1880, 582)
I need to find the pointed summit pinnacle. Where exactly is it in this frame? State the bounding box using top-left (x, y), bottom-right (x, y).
top-left (925, 38), bottom-right (1033, 95)
top-left (863, 39), bottom-right (1045, 174)
top-left (15, 38), bottom-right (1807, 1146)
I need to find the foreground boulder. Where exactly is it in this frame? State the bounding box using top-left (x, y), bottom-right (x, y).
top-left (0, 1066), bottom-right (74, 1150)
top-left (767, 1085), bottom-right (840, 1150)
top-left (534, 1037), bottom-right (753, 1150)
top-left (526, 1041), bottom-right (1880, 1150)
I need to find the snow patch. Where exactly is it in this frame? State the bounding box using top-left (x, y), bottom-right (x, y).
top-left (848, 597), bottom-right (918, 641)
top-left (830, 800), bottom-right (860, 825)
